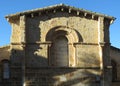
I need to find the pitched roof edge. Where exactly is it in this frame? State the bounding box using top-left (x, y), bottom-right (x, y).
top-left (5, 4), bottom-right (116, 20)
top-left (111, 46), bottom-right (120, 51)
top-left (0, 45), bottom-right (10, 49)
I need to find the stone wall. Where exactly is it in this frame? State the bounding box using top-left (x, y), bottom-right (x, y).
top-left (0, 45), bottom-right (10, 61)
top-left (25, 68), bottom-right (100, 86)
top-left (24, 12), bottom-right (100, 67)
top-left (110, 46), bottom-right (120, 86)
top-left (76, 45), bottom-right (100, 67)
top-left (26, 12), bottom-right (98, 43)
top-left (7, 7), bottom-right (112, 86)
top-left (10, 18), bottom-right (21, 43)
top-left (0, 45), bottom-right (10, 85)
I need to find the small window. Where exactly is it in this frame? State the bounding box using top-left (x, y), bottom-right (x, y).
top-left (2, 60), bottom-right (10, 79)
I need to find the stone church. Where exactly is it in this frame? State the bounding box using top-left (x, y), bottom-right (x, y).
top-left (0, 4), bottom-right (120, 86)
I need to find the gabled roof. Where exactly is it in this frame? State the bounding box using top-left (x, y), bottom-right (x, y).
top-left (5, 4), bottom-right (115, 21)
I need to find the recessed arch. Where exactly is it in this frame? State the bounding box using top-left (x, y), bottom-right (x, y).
top-left (46, 26), bottom-right (83, 43)
top-left (50, 36), bottom-right (68, 67)
top-left (46, 26), bottom-right (83, 67)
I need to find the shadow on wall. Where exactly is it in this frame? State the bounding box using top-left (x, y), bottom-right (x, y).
top-left (10, 46), bottom-right (101, 86)
top-left (58, 53), bottom-right (101, 86)
top-left (74, 29), bottom-right (83, 42)
top-left (26, 17), bottom-right (41, 43)
top-left (78, 52), bottom-right (100, 67)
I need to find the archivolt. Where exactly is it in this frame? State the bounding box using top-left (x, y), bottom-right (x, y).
top-left (46, 26), bottom-right (82, 43)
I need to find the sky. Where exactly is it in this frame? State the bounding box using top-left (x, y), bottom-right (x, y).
top-left (0, 0), bottom-right (120, 48)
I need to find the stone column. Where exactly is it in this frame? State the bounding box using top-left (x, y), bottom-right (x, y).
top-left (20, 15), bottom-right (26, 86)
top-left (98, 17), bottom-right (111, 86)
top-left (20, 15), bottom-right (26, 43)
top-left (69, 43), bottom-right (76, 67)
top-left (98, 17), bottom-right (104, 70)
top-left (48, 43), bottom-right (51, 66)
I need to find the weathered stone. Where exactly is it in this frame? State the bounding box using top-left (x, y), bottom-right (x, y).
top-left (0, 4), bottom-right (119, 86)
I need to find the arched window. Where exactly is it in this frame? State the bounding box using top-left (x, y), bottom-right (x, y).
top-left (50, 36), bottom-right (68, 67)
top-left (46, 26), bottom-right (81, 67)
top-left (2, 60), bottom-right (10, 79)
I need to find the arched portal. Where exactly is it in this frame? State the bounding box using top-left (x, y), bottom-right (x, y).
top-left (50, 36), bottom-right (68, 67)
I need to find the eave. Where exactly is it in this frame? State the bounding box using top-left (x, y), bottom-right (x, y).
top-left (5, 4), bottom-right (116, 23)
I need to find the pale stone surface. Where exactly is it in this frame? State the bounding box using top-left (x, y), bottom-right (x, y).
top-left (0, 4), bottom-right (118, 86)
top-left (26, 12), bottom-right (98, 43)
top-left (0, 45), bottom-right (10, 61)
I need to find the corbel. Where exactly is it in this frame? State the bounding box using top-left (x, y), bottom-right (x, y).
top-left (110, 20), bottom-right (114, 24)
top-left (31, 13), bottom-right (34, 18)
top-left (92, 15), bottom-right (95, 19)
top-left (53, 9), bottom-right (56, 13)
top-left (84, 13), bottom-right (87, 17)
top-left (77, 11), bottom-right (80, 15)
top-left (61, 8), bottom-right (64, 11)
top-left (69, 9), bottom-right (72, 13)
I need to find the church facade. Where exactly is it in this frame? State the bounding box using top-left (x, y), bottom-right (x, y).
top-left (0, 4), bottom-right (120, 86)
